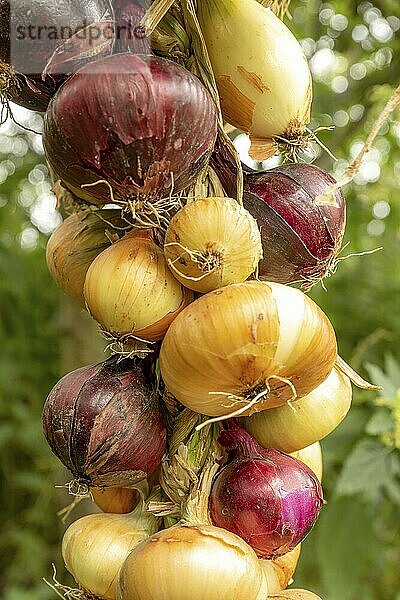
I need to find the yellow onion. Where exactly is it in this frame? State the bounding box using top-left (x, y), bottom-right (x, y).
top-left (91, 487), bottom-right (139, 514)
top-left (84, 230), bottom-right (193, 343)
top-left (46, 209), bottom-right (125, 307)
top-left (269, 591), bottom-right (322, 600)
top-left (117, 524), bottom-right (268, 600)
top-left (242, 367), bottom-right (351, 453)
top-left (260, 545), bottom-right (302, 593)
top-left (159, 281), bottom-right (337, 417)
top-left (62, 494), bottom-right (159, 600)
top-left (164, 197), bottom-right (262, 293)
top-left (290, 443), bottom-right (323, 482)
top-left (198, 0), bottom-right (312, 160)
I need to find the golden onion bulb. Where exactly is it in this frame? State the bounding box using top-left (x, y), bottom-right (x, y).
top-left (84, 230), bottom-right (193, 342)
top-left (62, 504), bottom-right (158, 600)
top-left (117, 524), bottom-right (268, 600)
top-left (91, 487), bottom-right (139, 514)
top-left (260, 544), bottom-right (302, 593)
top-left (242, 367), bottom-right (351, 453)
top-left (290, 443), bottom-right (323, 481)
top-left (198, 0), bottom-right (312, 160)
top-left (164, 197), bottom-right (262, 293)
top-left (46, 209), bottom-right (124, 307)
top-left (159, 281), bottom-right (337, 417)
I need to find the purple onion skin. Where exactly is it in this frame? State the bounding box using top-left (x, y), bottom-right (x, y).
top-left (244, 164), bottom-right (346, 287)
top-left (43, 53), bottom-right (218, 204)
top-left (210, 423), bottom-right (324, 559)
top-left (42, 356), bottom-right (166, 488)
top-left (0, 0), bottom-right (113, 111)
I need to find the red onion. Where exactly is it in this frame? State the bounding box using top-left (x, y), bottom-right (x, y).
top-left (42, 356), bottom-right (166, 490)
top-left (0, 0), bottom-right (113, 111)
top-left (210, 138), bottom-right (346, 289)
top-left (210, 423), bottom-right (324, 559)
top-left (244, 163), bottom-right (346, 288)
top-left (43, 53), bottom-right (218, 207)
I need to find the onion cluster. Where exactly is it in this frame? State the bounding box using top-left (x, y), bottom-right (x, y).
top-left (37, 2), bottom-right (366, 599)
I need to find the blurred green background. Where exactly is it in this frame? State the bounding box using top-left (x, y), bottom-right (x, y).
top-left (1, 1), bottom-right (399, 598)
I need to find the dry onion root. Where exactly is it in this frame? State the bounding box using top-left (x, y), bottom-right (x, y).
top-left (164, 196), bottom-right (263, 293)
top-left (159, 280), bottom-right (337, 418)
top-left (241, 366), bottom-right (352, 453)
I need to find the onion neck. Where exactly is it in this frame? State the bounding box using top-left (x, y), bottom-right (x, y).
top-left (218, 421), bottom-right (264, 458)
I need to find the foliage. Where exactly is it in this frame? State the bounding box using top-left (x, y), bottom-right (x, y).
top-left (0, 0), bottom-right (399, 599)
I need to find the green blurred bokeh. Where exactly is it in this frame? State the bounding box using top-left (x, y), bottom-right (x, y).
top-left (1, 1), bottom-right (399, 598)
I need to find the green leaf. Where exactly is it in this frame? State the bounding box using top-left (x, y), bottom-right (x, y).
top-left (366, 408), bottom-right (393, 436)
top-left (365, 362), bottom-right (398, 399)
top-left (335, 439), bottom-right (399, 503)
top-left (316, 497), bottom-right (380, 600)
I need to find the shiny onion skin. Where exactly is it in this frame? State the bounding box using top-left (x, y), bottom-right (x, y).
top-left (0, 0), bottom-right (113, 111)
top-left (117, 524), bottom-right (268, 600)
top-left (243, 163), bottom-right (346, 289)
top-left (242, 367), bottom-right (352, 453)
top-left (159, 281), bottom-right (337, 416)
top-left (198, 0), bottom-right (312, 160)
top-left (43, 53), bottom-right (218, 205)
top-left (210, 424), bottom-right (324, 558)
top-left (46, 209), bottom-right (126, 308)
top-left (290, 442), bottom-right (323, 482)
top-left (62, 498), bottom-right (159, 600)
top-left (84, 230), bottom-right (194, 343)
top-left (164, 197), bottom-right (263, 293)
top-left (42, 356), bottom-right (166, 488)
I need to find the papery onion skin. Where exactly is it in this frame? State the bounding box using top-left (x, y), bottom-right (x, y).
top-left (62, 501), bottom-right (159, 600)
top-left (0, 0), bottom-right (113, 111)
top-left (84, 229), bottom-right (193, 343)
top-left (210, 425), bottom-right (324, 559)
top-left (241, 367), bottom-right (352, 453)
top-left (117, 524), bottom-right (268, 600)
top-left (42, 356), bottom-right (166, 488)
top-left (46, 209), bottom-right (126, 307)
top-left (164, 197), bottom-right (263, 293)
top-left (198, 0), bottom-right (312, 160)
top-left (159, 280), bottom-right (337, 416)
top-left (243, 163), bottom-right (346, 288)
top-left (43, 53), bottom-right (218, 205)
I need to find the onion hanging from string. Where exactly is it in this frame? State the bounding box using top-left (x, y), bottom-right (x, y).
top-left (62, 487), bottom-right (160, 600)
top-left (159, 281), bottom-right (337, 418)
top-left (46, 209), bottom-right (127, 307)
top-left (117, 524), bottom-right (268, 600)
top-left (43, 53), bottom-right (218, 214)
top-left (164, 197), bottom-right (262, 293)
top-left (42, 356), bottom-right (166, 491)
top-left (209, 424), bottom-right (324, 559)
top-left (241, 367), bottom-right (351, 453)
top-left (84, 229), bottom-right (193, 346)
top-left (197, 0), bottom-right (312, 160)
